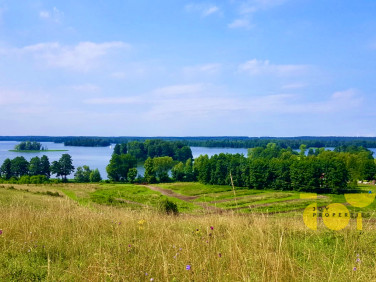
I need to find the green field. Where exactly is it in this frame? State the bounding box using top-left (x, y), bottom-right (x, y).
top-left (1, 182), bottom-right (376, 280)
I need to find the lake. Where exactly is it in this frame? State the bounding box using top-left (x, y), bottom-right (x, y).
top-left (0, 141), bottom-right (248, 179)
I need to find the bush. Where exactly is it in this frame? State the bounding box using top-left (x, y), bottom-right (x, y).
top-left (158, 198), bottom-right (179, 215)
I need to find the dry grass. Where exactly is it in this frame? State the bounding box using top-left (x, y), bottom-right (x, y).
top-left (0, 184), bottom-right (376, 281)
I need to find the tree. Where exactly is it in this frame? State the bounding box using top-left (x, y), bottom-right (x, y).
top-left (172, 162), bottom-right (185, 181)
top-left (299, 144), bottom-right (307, 158)
top-left (29, 157), bottom-right (42, 176)
top-left (11, 156), bottom-right (29, 177)
top-left (51, 154), bottom-right (75, 181)
top-left (153, 156), bottom-right (174, 182)
top-left (89, 169), bottom-right (102, 182)
top-left (127, 168), bottom-right (138, 183)
top-left (40, 155), bottom-right (51, 179)
top-left (106, 153), bottom-right (137, 181)
top-left (74, 165), bottom-right (91, 182)
top-left (0, 158), bottom-right (12, 179)
top-left (144, 157), bottom-right (156, 183)
top-left (184, 158), bottom-right (194, 181)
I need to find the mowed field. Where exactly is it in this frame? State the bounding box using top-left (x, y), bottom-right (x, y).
top-left (1, 182), bottom-right (376, 281)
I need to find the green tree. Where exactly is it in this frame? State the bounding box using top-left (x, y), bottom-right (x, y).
top-left (29, 157), bottom-right (42, 176)
top-left (74, 165), bottom-right (92, 182)
top-left (106, 153), bottom-right (137, 181)
top-left (89, 169), bottom-right (102, 182)
top-left (0, 158), bottom-right (12, 179)
top-left (11, 156), bottom-right (29, 177)
top-left (51, 154), bottom-right (75, 181)
top-left (184, 158), bottom-right (194, 181)
top-left (127, 167), bottom-right (138, 183)
top-left (144, 157), bottom-right (156, 183)
top-left (153, 156), bottom-right (174, 182)
top-left (172, 162), bottom-right (185, 181)
top-left (40, 155), bottom-right (51, 179)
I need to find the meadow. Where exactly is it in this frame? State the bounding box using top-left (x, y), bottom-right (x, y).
top-left (0, 182), bottom-right (376, 281)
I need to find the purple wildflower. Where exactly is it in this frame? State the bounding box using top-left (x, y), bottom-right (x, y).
top-left (150, 279), bottom-right (154, 281)
top-left (356, 258), bottom-right (361, 263)
top-left (353, 267), bottom-right (357, 271)
top-left (210, 226), bottom-right (214, 230)
top-left (0, 229), bottom-right (2, 235)
top-left (186, 265), bottom-right (191, 270)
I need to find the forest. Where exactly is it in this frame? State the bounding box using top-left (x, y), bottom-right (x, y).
top-left (3, 136), bottom-right (376, 148)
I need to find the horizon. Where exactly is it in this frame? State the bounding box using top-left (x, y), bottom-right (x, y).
top-left (1, 1), bottom-right (375, 136)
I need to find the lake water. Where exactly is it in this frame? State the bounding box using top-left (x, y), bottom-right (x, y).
top-left (1, 141), bottom-right (374, 179)
top-left (0, 142), bottom-right (248, 179)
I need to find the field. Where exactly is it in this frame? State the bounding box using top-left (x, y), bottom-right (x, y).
top-left (1, 182), bottom-right (376, 281)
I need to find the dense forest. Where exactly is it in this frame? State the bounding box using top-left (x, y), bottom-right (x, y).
top-left (64, 138), bottom-right (111, 147)
top-left (3, 136), bottom-right (376, 149)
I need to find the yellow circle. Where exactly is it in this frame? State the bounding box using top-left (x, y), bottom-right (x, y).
top-left (322, 203), bottom-right (350, 230)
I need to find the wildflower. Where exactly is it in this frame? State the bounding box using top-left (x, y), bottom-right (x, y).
top-left (186, 265), bottom-right (191, 270)
top-left (138, 219), bottom-right (146, 225)
top-left (353, 267), bottom-right (357, 271)
top-left (195, 229), bottom-right (200, 234)
top-left (218, 253), bottom-right (222, 258)
top-left (150, 278), bottom-right (154, 281)
top-left (356, 258), bottom-right (361, 263)
top-left (210, 226), bottom-right (214, 230)
top-left (369, 191), bottom-right (372, 194)
top-left (356, 254), bottom-right (360, 257)
top-left (128, 244), bottom-right (132, 248)
top-left (179, 248), bottom-right (182, 251)
top-left (0, 229), bottom-right (2, 235)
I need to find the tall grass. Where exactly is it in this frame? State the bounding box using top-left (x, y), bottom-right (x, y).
top-left (0, 186), bottom-right (375, 281)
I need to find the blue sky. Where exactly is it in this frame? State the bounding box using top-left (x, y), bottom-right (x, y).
top-left (0, 0), bottom-right (375, 136)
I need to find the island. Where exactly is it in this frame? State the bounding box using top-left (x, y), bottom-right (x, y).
top-left (9, 141), bottom-right (68, 152)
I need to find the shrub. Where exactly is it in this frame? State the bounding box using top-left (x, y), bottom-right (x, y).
top-left (158, 198), bottom-right (179, 215)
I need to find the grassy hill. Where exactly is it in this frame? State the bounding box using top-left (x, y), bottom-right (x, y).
top-left (0, 183), bottom-right (375, 280)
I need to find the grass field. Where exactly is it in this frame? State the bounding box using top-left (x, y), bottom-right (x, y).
top-left (1, 182), bottom-right (376, 281)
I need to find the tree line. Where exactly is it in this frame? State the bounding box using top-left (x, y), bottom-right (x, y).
top-left (191, 144), bottom-right (376, 193)
top-left (0, 154), bottom-right (102, 184)
top-left (3, 136), bottom-right (376, 149)
top-left (64, 138), bottom-right (111, 147)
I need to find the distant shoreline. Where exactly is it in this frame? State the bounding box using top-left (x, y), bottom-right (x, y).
top-left (8, 150), bottom-right (69, 153)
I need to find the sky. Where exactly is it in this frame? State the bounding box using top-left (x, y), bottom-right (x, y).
top-left (0, 0), bottom-right (376, 137)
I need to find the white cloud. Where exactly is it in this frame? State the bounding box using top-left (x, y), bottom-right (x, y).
top-left (84, 97), bottom-right (142, 105)
top-left (228, 18), bottom-right (252, 29)
top-left (71, 84), bottom-right (100, 93)
top-left (239, 59), bottom-right (309, 76)
top-left (239, 0), bottom-right (287, 14)
top-left (281, 83), bottom-right (307, 90)
top-left (39, 7), bottom-right (63, 23)
top-left (185, 3), bottom-right (220, 17)
top-left (18, 41), bottom-right (129, 71)
top-left (183, 63), bottom-right (221, 76)
top-left (153, 84), bottom-right (206, 97)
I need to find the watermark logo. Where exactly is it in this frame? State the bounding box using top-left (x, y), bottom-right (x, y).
top-left (302, 192), bottom-right (375, 230)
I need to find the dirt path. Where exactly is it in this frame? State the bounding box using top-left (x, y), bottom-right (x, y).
top-left (141, 185), bottom-right (224, 213)
top-left (142, 185), bottom-right (199, 201)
